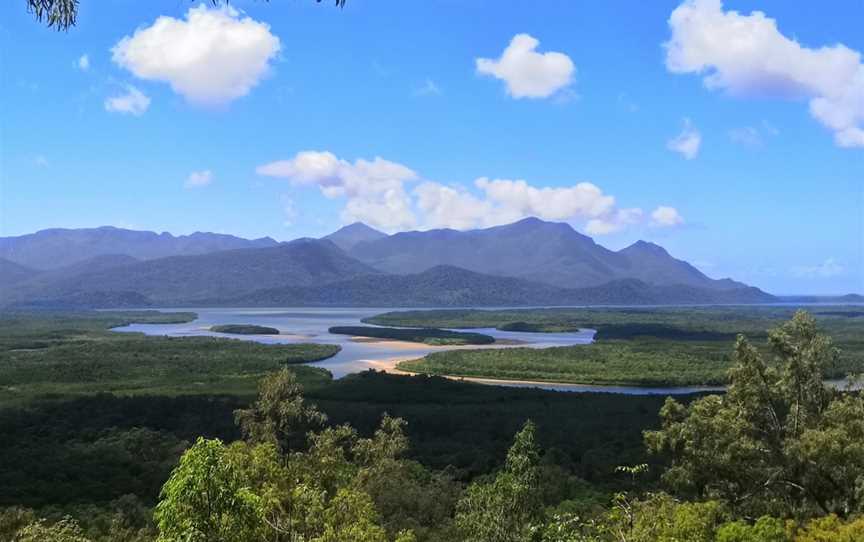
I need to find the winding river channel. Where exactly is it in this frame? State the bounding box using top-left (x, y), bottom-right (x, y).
top-left (113, 307), bottom-right (728, 395)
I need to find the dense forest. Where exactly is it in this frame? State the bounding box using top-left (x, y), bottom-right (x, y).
top-left (1, 309), bottom-right (863, 540)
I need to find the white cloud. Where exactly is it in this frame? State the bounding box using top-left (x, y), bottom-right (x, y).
top-left (414, 78), bottom-right (442, 97)
top-left (33, 155), bottom-right (49, 168)
top-left (112, 4), bottom-right (280, 106)
top-left (258, 152), bottom-right (681, 236)
top-left (651, 206), bottom-right (685, 227)
top-left (665, 0), bottom-right (864, 148)
top-left (667, 118), bottom-right (701, 159)
top-left (476, 33), bottom-right (575, 99)
top-left (185, 170), bottom-right (213, 188)
top-left (257, 151), bottom-right (418, 231)
top-left (104, 85), bottom-right (151, 116)
top-left (585, 208), bottom-right (644, 235)
top-left (414, 183), bottom-right (497, 230)
top-left (77, 54), bottom-right (90, 71)
top-left (792, 258), bottom-right (846, 278)
top-left (475, 177), bottom-right (616, 222)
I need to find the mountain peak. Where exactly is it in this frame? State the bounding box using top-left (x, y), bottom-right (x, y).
top-left (509, 216), bottom-right (552, 228)
top-left (620, 240), bottom-right (670, 257)
top-left (323, 222), bottom-right (388, 251)
top-left (340, 222), bottom-right (382, 234)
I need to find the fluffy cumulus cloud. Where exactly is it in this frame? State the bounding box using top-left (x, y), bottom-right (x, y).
top-left (665, 0), bottom-right (864, 148)
top-left (476, 34), bottom-right (575, 99)
top-left (77, 54), bottom-right (90, 71)
top-left (586, 208), bottom-right (645, 236)
top-left (112, 4), bottom-right (280, 106)
top-left (651, 206), bottom-right (685, 227)
top-left (256, 151), bottom-right (418, 231)
top-left (667, 118), bottom-right (701, 159)
top-left (185, 170), bottom-right (213, 188)
top-left (407, 177), bottom-right (626, 232)
top-left (258, 152), bottom-right (684, 236)
top-left (104, 85), bottom-right (151, 116)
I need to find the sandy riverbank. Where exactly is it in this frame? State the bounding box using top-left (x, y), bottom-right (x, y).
top-left (365, 355), bottom-right (577, 387)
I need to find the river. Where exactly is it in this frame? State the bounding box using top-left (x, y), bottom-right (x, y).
top-left (111, 307), bottom-right (727, 395)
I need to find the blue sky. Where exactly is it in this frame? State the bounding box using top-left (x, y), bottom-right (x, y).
top-left (1, 0), bottom-right (862, 295)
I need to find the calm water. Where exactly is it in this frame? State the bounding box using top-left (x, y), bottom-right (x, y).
top-left (113, 307), bottom-right (726, 395)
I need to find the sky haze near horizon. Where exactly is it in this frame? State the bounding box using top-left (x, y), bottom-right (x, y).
top-left (1, 0), bottom-right (862, 295)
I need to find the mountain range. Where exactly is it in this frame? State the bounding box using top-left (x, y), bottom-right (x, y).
top-left (1, 219), bottom-right (784, 308)
top-left (0, 226), bottom-right (278, 270)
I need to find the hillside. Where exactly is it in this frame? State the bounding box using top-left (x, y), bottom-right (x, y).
top-left (348, 217), bottom-right (743, 290)
top-left (2, 239), bottom-right (381, 306)
top-left (0, 258), bottom-right (40, 291)
top-left (0, 226), bottom-right (278, 269)
top-left (323, 222), bottom-right (388, 251)
top-left (219, 265), bottom-right (775, 308)
top-left (1, 219), bottom-right (783, 308)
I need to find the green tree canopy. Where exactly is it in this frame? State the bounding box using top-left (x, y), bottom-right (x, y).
top-left (234, 367), bottom-right (328, 454)
top-left (153, 438), bottom-right (265, 542)
top-left (455, 420), bottom-right (543, 542)
top-left (645, 310), bottom-right (864, 517)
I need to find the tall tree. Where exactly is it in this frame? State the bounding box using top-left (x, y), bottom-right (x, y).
top-left (645, 310), bottom-right (864, 517)
top-left (154, 438), bottom-right (266, 542)
top-left (455, 420), bottom-right (544, 542)
top-left (234, 367), bottom-right (328, 454)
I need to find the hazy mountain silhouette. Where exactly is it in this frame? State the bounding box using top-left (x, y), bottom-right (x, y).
top-left (348, 217), bottom-right (742, 290)
top-left (0, 226), bottom-right (278, 269)
top-left (3, 218), bottom-right (780, 308)
top-left (323, 222), bottom-right (388, 251)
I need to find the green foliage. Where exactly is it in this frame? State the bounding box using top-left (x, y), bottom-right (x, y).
top-left (329, 325), bottom-right (495, 345)
top-left (400, 342), bottom-right (732, 386)
top-left (8, 309), bottom-right (864, 542)
top-left (793, 514), bottom-right (864, 541)
top-left (371, 306), bottom-right (864, 383)
top-left (233, 367), bottom-right (328, 453)
top-left (154, 438), bottom-right (265, 542)
top-left (455, 421), bottom-right (543, 542)
top-left (716, 516), bottom-right (791, 542)
top-left (0, 507), bottom-right (37, 541)
top-left (0, 311), bottom-right (336, 405)
top-left (14, 516), bottom-right (91, 542)
top-left (26, 0), bottom-right (78, 30)
top-left (210, 324), bottom-right (280, 335)
top-left (645, 311), bottom-right (864, 517)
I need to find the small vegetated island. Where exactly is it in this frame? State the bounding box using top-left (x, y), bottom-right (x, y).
top-left (328, 325), bottom-right (495, 346)
top-left (378, 306), bottom-right (864, 386)
top-left (210, 324), bottom-right (280, 335)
